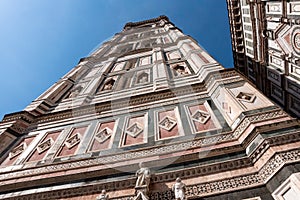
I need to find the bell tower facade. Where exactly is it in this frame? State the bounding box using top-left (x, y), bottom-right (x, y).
top-left (0, 16), bottom-right (299, 200)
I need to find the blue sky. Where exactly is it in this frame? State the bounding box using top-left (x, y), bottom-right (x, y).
top-left (0, 0), bottom-right (233, 119)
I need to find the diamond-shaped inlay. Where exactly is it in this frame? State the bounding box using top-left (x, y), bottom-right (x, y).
top-left (236, 92), bottom-right (256, 103)
top-left (65, 133), bottom-right (81, 149)
top-left (126, 123), bottom-right (143, 138)
top-left (37, 138), bottom-right (54, 154)
top-left (9, 143), bottom-right (26, 159)
top-left (159, 116), bottom-right (177, 131)
top-left (192, 110), bottom-right (210, 124)
top-left (95, 127), bottom-right (112, 143)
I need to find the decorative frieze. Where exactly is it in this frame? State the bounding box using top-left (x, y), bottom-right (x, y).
top-left (0, 109), bottom-right (288, 181)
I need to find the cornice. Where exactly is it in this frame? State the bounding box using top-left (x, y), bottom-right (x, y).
top-left (123, 16), bottom-right (169, 30)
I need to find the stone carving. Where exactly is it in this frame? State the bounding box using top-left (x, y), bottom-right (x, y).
top-left (126, 123), bottom-right (143, 138)
top-left (65, 133), bottom-right (81, 149)
top-left (236, 92), bottom-right (256, 103)
top-left (103, 79), bottom-right (115, 91)
top-left (135, 162), bottom-right (151, 200)
top-left (137, 72), bottom-right (149, 84)
top-left (0, 110), bottom-right (287, 182)
top-left (135, 162), bottom-right (151, 189)
top-left (191, 110), bottom-right (210, 124)
top-left (69, 86), bottom-right (83, 98)
top-left (37, 138), bottom-right (54, 154)
top-left (172, 177), bottom-right (186, 200)
top-left (96, 190), bottom-right (109, 200)
top-left (172, 65), bottom-right (188, 77)
top-left (95, 128), bottom-right (112, 144)
top-left (158, 116), bottom-right (177, 131)
top-left (9, 143), bottom-right (26, 159)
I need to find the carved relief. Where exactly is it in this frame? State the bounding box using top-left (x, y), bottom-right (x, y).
top-left (136, 71), bottom-right (149, 85)
top-left (68, 85), bottom-right (83, 98)
top-left (120, 114), bottom-right (147, 147)
top-left (155, 107), bottom-right (183, 140)
top-left (65, 133), bottom-right (81, 149)
top-left (170, 62), bottom-right (191, 77)
top-left (185, 102), bottom-right (220, 134)
top-left (89, 121), bottom-right (116, 152)
top-left (95, 128), bottom-right (112, 144)
top-left (158, 116), bottom-right (177, 131)
top-left (9, 143), bottom-right (26, 159)
top-left (57, 126), bottom-right (88, 157)
top-left (191, 110), bottom-right (210, 124)
top-left (37, 138), bottom-right (54, 154)
top-left (126, 122), bottom-right (143, 138)
top-left (100, 77), bottom-right (117, 92)
top-left (236, 92), bottom-right (256, 103)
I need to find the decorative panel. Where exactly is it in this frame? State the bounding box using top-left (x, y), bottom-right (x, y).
top-left (97, 76), bottom-right (118, 93)
top-left (271, 83), bottom-right (285, 104)
top-left (266, 3), bottom-right (282, 14)
top-left (57, 126), bottom-right (88, 157)
top-left (26, 130), bottom-right (61, 163)
top-left (155, 107), bottom-right (183, 140)
top-left (120, 114), bottom-right (148, 147)
top-left (166, 50), bottom-right (181, 60)
top-left (89, 120), bottom-right (116, 152)
top-left (134, 69), bottom-right (151, 86)
top-left (169, 62), bottom-right (191, 77)
top-left (288, 2), bottom-right (300, 15)
top-left (138, 56), bottom-right (152, 66)
top-left (185, 101), bottom-right (221, 134)
top-left (1, 136), bottom-right (36, 166)
top-left (112, 62), bottom-right (126, 72)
